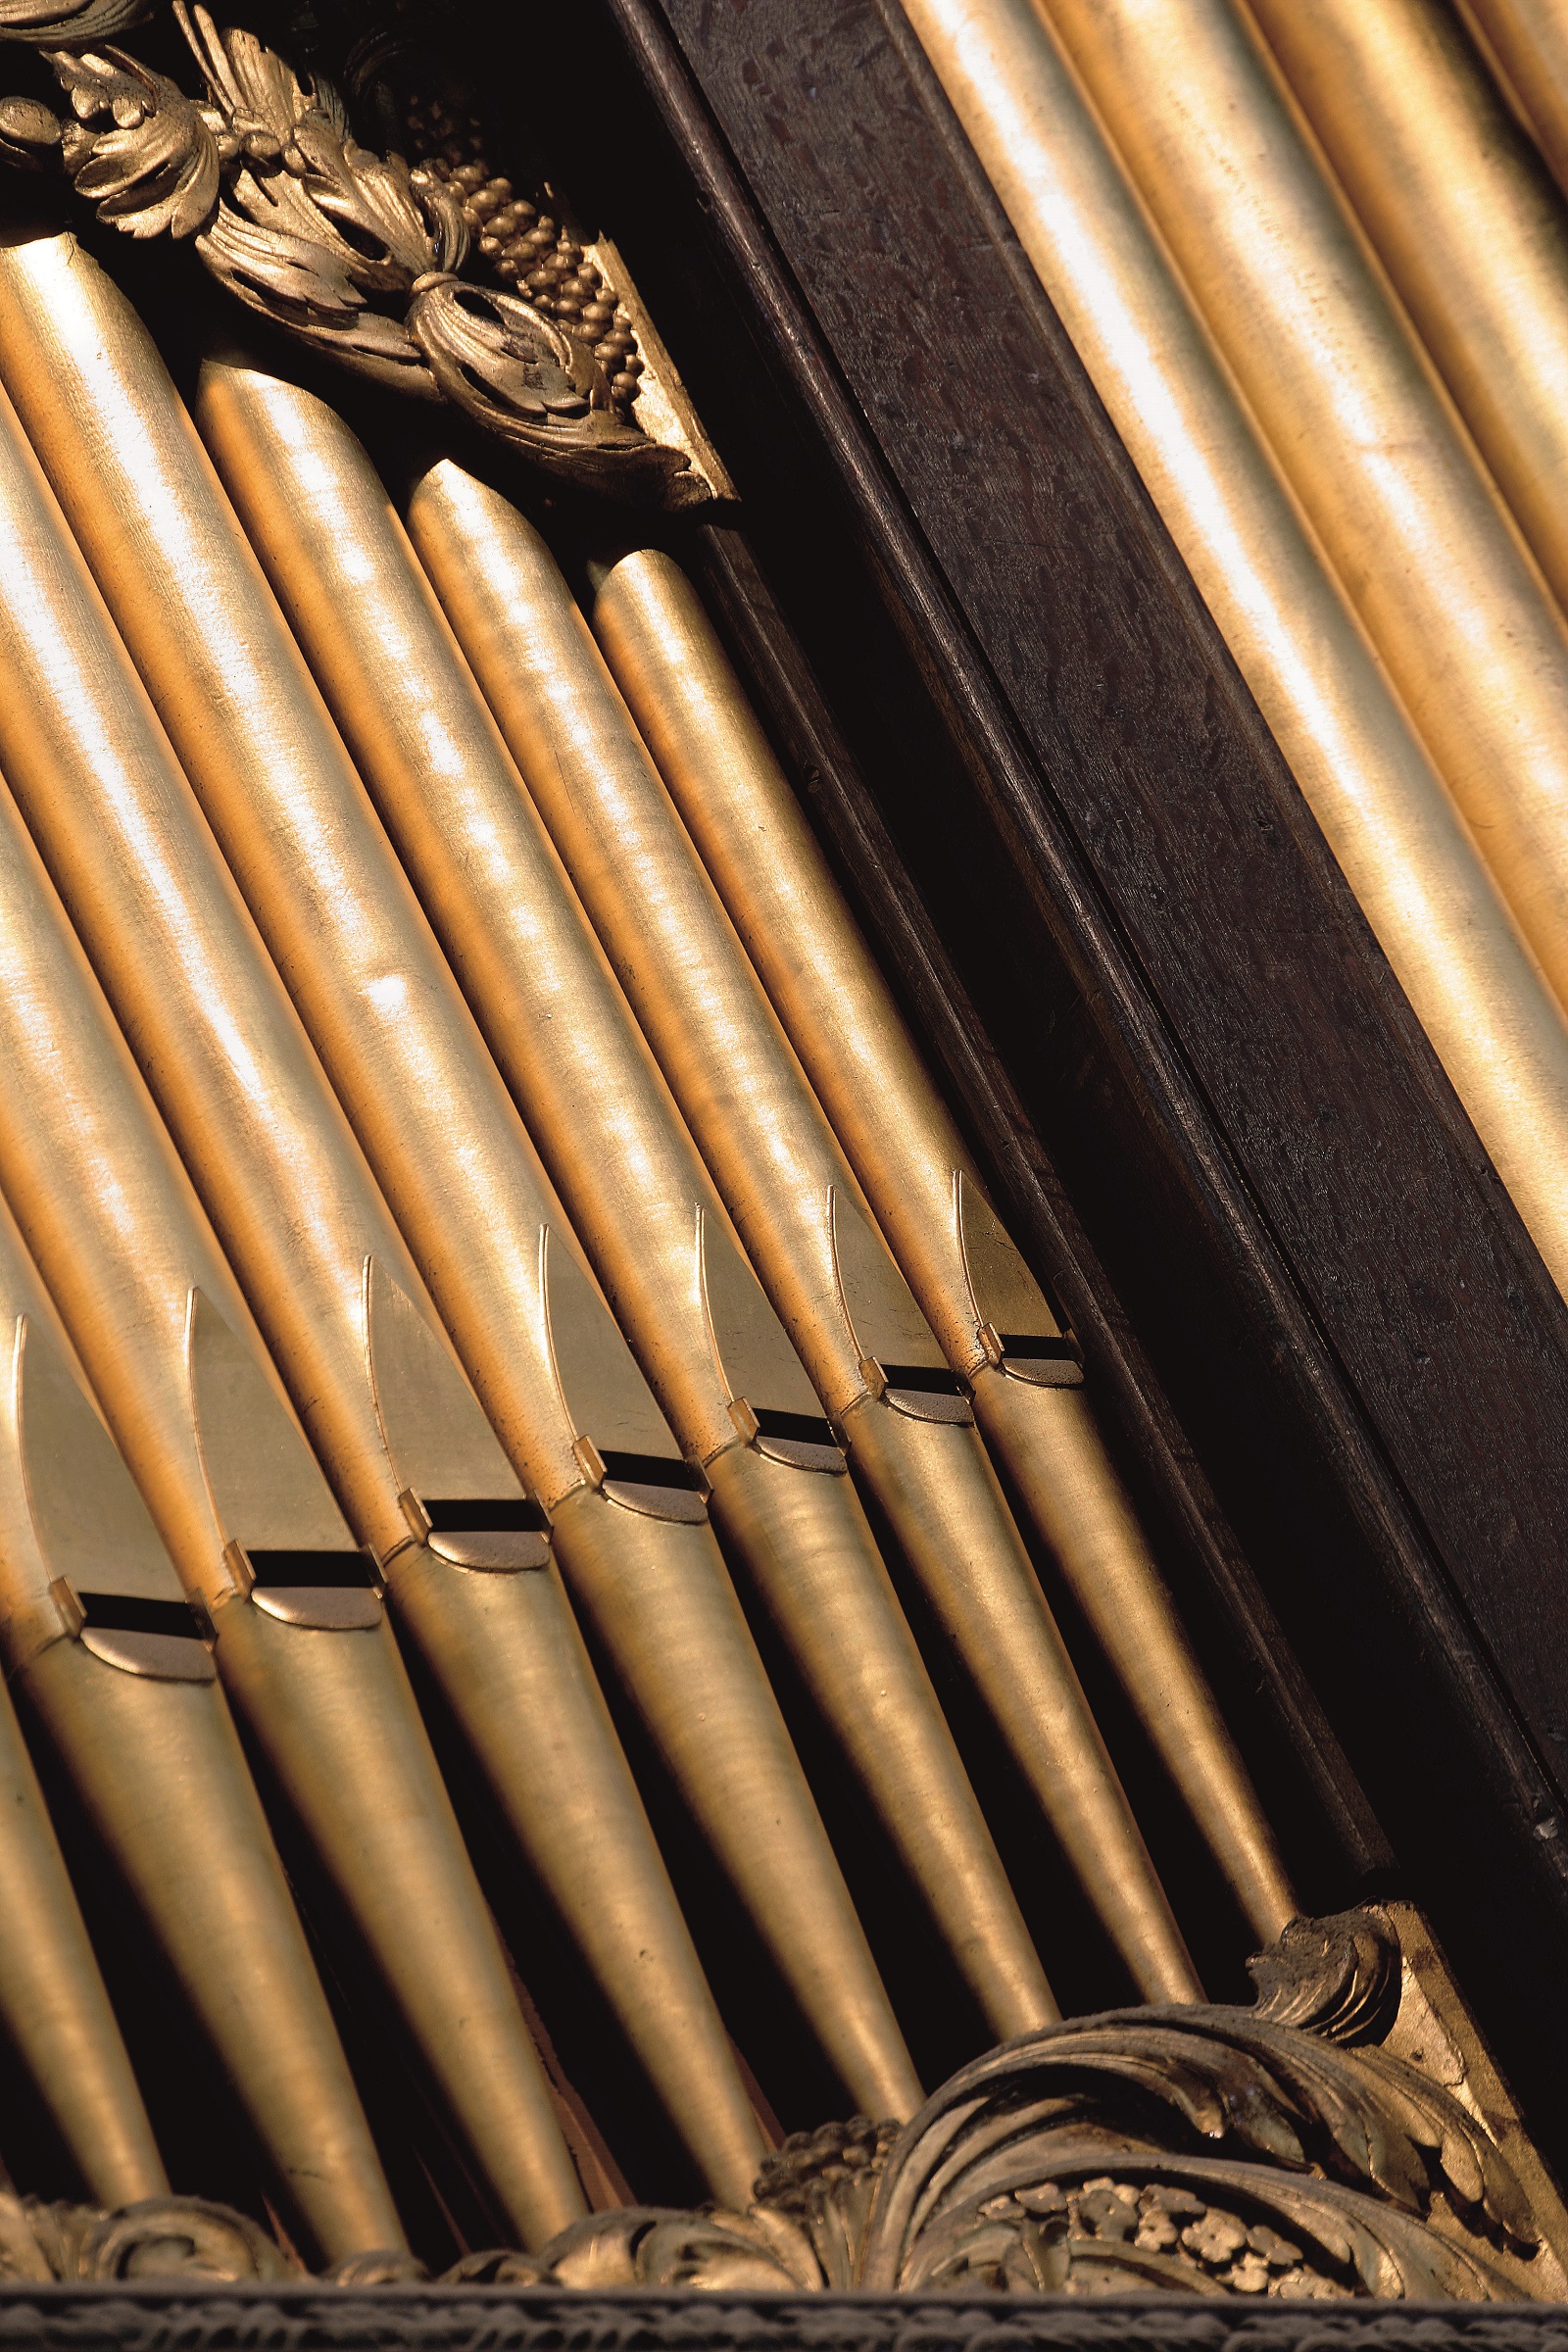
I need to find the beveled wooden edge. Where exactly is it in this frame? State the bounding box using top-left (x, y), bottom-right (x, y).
top-left (0, 2285), bottom-right (1559, 2346)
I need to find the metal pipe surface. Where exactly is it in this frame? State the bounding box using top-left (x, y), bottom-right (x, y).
top-left (0, 1667), bottom-right (163, 2209)
top-left (892, 0), bottom-right (1568, 1307)
top-left (1246, 0), bottom-right (1568, 622)
top-left (592, 547), bottom-right (1296, 1945)
top-left (0, 233), bottom-right (914, 2125)
top-left (0, 1188), bottom-right (402, 2252)
top-left (0, 322), bottom-right (758, 2210)
top-left (405, 461), bottom-right (1200, 2006)
top-left (1458, 0), bottom-right (1568, 201)
top-left (0, 776), bottom-right (411, 2258)
top-left (1025, 0), bottom-right (1568, 1041)
top-left (0, 752), bottom-right (567, 2249)
top-left (194, 351), bottom-right (1054, 2046)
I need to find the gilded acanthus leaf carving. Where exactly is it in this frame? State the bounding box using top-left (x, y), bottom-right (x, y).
top-left (0, 0), bottom-right (701, 501)
top-left (49, 43), bottom-right (220, 236)
top-left (1, 1916), bottom-right (1554, 2302)
top-left (0, 0), bottom-right (144, 42)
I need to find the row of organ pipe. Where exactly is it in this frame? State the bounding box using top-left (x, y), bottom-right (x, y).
top-left (901, 0), bottom-right (1568, 1313)
top-left (0, 223), bottom-right (1294, 2263)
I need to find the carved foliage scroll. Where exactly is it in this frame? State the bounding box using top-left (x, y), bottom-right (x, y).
top-left (0, 0), bottom-right (699, 501)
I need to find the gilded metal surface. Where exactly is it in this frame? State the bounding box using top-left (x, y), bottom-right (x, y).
top-left (0, 233), bottom-right (915, 2126)
top-left (703, 1439), bottom-right (1055, 2035)
top-left (1028, 0), bottom-right (1568, 1046)
top-left (382, 1540), bottom-right (770, 2203)
top-left (3, 1908), bottom-right (1563, 2301)
top-left (1460, 0), bottom-right (1568, 199)
top-left (405, 462), bottom-right (1200, 2007)
top-left (551, 1479), bottom-right (920, 2118)
top-left (0, 317), bottom-right (760, 2210)
top-left (0, 1190), bottom-right (410, 2254)
top-left (969, 1367), bottom-right (1292, 1942)
top-left (0, 1666), bottom-right (163, 2209)
top-left (893, 0), bottom-right (1568, 1311)
top-left (19, 1637), bottom-right (396, 2257)
top-left (0, 747), bottom-right (572, 2250)
top-left (1246, 0), bottom-right (1568, 623)
top-left (193, 353), bottom-right (1051, 2049)
top-left (212, 1598), bottom-right (587, 2245)
top-left (591, 548), bottom-right (1296, 1945)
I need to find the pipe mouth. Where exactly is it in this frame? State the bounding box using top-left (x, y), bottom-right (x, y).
top-left (399, 1492), bottom-right (552, 1572)
top-left (989, 1336), bottom-right (1085, 1390)
top-left (593, 1449), bottom-right (710, 1524)
top-left (748, 1405), bottom-right (847, 1476)
top-left (229, 1547), bottom-right (385, 1632)
top-left (72, 1591), bottom-right (217, 1683)
top-left (869, 1364), bottom-right (975, 1426)
top-left (80, 1630), bottom-right (216, 1682)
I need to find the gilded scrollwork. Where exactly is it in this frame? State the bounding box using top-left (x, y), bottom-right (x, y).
top-left (2, 1911), bottom-right (1559, 2304)
top-left (0, 0), bottom-right (708, 501)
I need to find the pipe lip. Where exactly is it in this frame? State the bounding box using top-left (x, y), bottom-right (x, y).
top-left (251, 1590), bottom-right (384, 1630)
top-left (80, 1626), bottom-right (217, 1682)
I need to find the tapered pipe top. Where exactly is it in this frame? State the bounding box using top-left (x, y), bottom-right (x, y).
top-left (0, 763), bottom-right (343, 1607)
top-left (1032, 0), bottom-right (1568, 1034)
top-left (193, 352), bottom-right (1055, 2059)
top-left (894, 0), bottom-right (1568, 1308)
top-left (0, 230), bottom-right (680, 1520)
top-left (591, 547), bottom-right (1057, 1385)
top-left (0, 236), bottom-right (918, 2141)
top-left (193, 351), bottom-right (820, 1473)
top-left (0, 326), bottom-right (770, 2208)
top-left (403, 460), bottom-right (1202, 2007)
top-left (0, 352), bottom-right (517, 1571)
top-left (404, 462), bottom-right (941, 1424)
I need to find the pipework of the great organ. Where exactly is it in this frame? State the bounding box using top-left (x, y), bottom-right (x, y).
top-left (0, 5), bottom-right (1560, 2302)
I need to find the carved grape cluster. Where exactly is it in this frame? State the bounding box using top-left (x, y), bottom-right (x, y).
top-left (402, 91), bottom-right (644, 416)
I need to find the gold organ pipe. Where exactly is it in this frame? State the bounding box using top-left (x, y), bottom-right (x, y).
top-left (0, 317), bottom-right (758, 2210)
top-left (1457, 0), bottom-right (1568, 202)
top-left (0, 1191), bottom-right (394, 2251)
top-left (0, 774), bottom-right (410, 2260)
top-left (194, 353), bottom-right (1054, 2048)
top-left (0, 232), bottom-right (916, 2126)
top-left (0, 395), bottom-right (587, 2239)
top-left (1246, 0), bottom-right (1568, 622)
top-left (591, 548), bottom-right (1297, 1946)
top-left (0, 1661), bottom-right (163, 2205)
top-left (1027, 0), bottom-right (1568, 1045)
top-left (892, 0), bottom-right (1568, 1305)
top-left (405, 462), bottom-right (1202, 2008)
